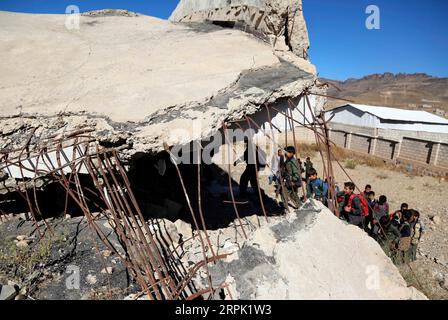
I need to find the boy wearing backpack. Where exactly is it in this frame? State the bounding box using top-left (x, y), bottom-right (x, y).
top-left (306, 168), bottom-right (328, 205)
top-left (340, 182), bottom-right (369, 229)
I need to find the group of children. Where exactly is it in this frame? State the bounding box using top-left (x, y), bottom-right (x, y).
top-left (269, 152), bottom-right (425, 265)
top-left (360, 185), bottom-right (424, 264)
top-left (336, 183), bottom-right (425, 265)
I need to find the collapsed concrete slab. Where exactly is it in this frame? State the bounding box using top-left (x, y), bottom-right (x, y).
top-left (0, 9), bottom-right (321, 160)
top-left (187, 201), bottom-right (427, 300)
top-left (170, 0), bottom-right (310, 58)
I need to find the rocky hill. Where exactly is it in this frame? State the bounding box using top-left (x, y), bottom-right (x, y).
top-left (321, 73), bottom-right (448, 116)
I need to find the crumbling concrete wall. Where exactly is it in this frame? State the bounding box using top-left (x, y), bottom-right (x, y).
top-left (170, 0), bottom-right (310, 59)
top-left (203, 201), bottom-right (426, 300)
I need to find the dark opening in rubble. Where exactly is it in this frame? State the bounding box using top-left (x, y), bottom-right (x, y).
top-left (211, 20), bottom-right (236, 29)
top-left (127, 149), bottom-right (280, 230)
top-left (0, 174), bottom-right (105, 220)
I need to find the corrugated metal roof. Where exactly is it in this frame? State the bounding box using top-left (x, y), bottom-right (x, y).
top-left (333, 104), bottom-right (448, 125)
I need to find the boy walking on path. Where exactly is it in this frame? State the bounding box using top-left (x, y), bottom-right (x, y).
top-left (396, 210), bottom-right (413, 265)
top-left (410, 209), bottom-right (424, 261)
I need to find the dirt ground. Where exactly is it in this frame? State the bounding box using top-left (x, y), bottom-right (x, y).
top-left (221, 142), bottom-right (448, 299)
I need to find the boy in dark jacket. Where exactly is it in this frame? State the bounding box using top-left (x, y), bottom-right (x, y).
top-left (306, 168), bottom-right (328, 205)
top-left (338, 182), bottom-right (364, 228)
top-left (396, 210), bottom-right (413, 265)
top-left (280, 146), bottom-right (302, 209)
top-left (365, 191), bottom-right (377, 234)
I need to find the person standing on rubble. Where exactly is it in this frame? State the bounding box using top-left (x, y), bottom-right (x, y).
top-left (234, 137), bottom-right (263, 198)
top-left (280, 146), bottom-right (302, 209)
top-left (268, 148), bottom-right (285, 186)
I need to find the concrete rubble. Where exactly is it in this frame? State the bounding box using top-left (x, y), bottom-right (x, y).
top-left (182, 201), bottom-right (427, 300)
top-left (0, 284), bottom-right (18, 300)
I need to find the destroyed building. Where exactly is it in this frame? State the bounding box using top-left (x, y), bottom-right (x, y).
top-left (0, 1), bottom-right (426, 300)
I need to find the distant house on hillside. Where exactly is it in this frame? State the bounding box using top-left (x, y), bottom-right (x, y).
top-left (326, 103), bottom-right (448, 134)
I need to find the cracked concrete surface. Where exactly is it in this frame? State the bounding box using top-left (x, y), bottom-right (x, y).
top-left (0, 10), bottom-right (319, 156)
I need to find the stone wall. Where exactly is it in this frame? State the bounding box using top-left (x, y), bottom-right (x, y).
top-left (437, 144), bottom-right (448, 168)
top-left (328, 123), bottom-right (448, 175)
top-left (375, 138), bottom-right (398, 160)
top-left (350, 134), bottom-right (372, 154)
top-left (400, 138), bottom-right (433, 164)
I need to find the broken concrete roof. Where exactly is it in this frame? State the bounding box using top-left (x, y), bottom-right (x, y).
top-left (0, 10), bottom-right (318, 154)
top-left (170, 0), bottom-right (310, 58)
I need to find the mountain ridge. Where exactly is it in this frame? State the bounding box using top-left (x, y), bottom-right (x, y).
top-left (320, 73), bottom-right (448, 117)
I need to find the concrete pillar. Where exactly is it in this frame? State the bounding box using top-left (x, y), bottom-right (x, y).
top-left (433, 142), bottom-right (442, 166)
top-left (346, 132), bottom-right (352, 149)
top-left (395, 139), bottom-right (403, 161)
top-left (371, 136), bottom-right (378, 155)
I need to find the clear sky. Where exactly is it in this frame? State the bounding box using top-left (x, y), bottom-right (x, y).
top-left (1, 0), bottom-right (447, 80)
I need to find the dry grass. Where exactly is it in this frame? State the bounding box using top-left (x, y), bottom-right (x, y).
top-left (275, 140), bottom-right (321, 159)
top-left (345, 159), bottom-right (357, 169)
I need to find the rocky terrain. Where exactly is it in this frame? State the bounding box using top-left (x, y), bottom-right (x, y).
top-left (321, 73), bottom-right (448, 116)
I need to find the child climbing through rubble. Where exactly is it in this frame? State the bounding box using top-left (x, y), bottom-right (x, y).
top-left (306, 168), bottom-right (328, 205)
